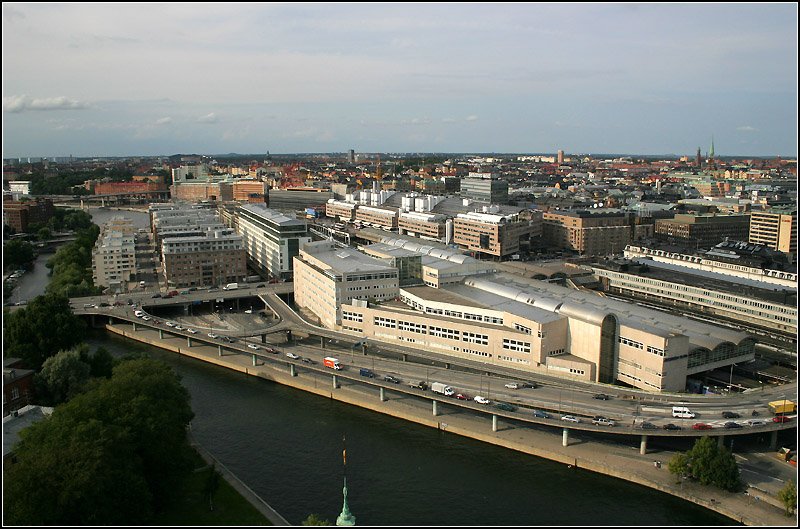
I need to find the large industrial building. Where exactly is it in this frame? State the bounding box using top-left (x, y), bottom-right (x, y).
top-left (293, 243), bottom-right (755, 393)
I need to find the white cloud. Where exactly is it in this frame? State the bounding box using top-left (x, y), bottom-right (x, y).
top-left (155, 117), bottom-right (173, 125)
top-left (197, 112), bottom-right (218, 124)
top-left (465, 115), bottom-right (478, 122)
top-left (3, 95), bottom-right (90, 113)
top-left (442, 117), bottom-right (457, 124)
top-left (736, 125), bottom-right (757, 132)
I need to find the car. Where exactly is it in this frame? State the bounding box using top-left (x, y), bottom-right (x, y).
top-left (504, 383), bottom-right (520, 389)
top-left (495, 402), bottom-right (517, 412)
top-left (773, 415), bottom-right (792, 423)
top-left (746, 419), bottom-right (766, 427)
top-left (383, 375), bottom-right (401, 384)
top-left (264, 347), bottom-right (278, 354)
top-left (245, 309), bottom-right (253, 314)
top-left (256, 284), bottom-right (266, 288)
top-left (473, 396), bottom-right (490, 405)
top-left (99, 302), bottom-right (110, 307)
top-left (640, 422), bottom-right (658, 430)
top-left (592, 416), bottom-right (615, 426)
top-left (165, 321), bottom-right (175, 327)
top-left (724, 421), bottom-right (743, 429)
top-left (692, 423), bottom-right (713, 430)
top-left (187, 328), bottom-right (197, 334)
top-left (302, 357), bottom-right (317, 365)
top-left (592, 393), bottom-right (610, 400)
top-left (409, 381), bottom-right (427, 390)
top-left (208, 287), bottom-right (219, 292)
top-left (152, 293), bottom-right (162, 298)
top-left (247, 344), bottom-right (260, 350)
top-left (208, 333), bottom-right (219, 339)
top-left (174, 325), bottom-right (184, 331)
top-left (285, 352), bottom-right (301, 360)
top-left (561, 415), bottom-right (580, 423)
top-left (721, 411), bottom-right (740, 419)
top-left (662, 423), bottom-right (682, 431)
top-left (521, 382), bottom-right (539, 389)
top-left (532, 410), bottom-right (551, 419)
top-left (141, 315), bottom-right (151, 321)
top-left (454, 393), bottom-right (469, 400)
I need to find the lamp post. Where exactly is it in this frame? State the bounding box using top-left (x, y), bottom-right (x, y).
top-left (728, 363), bottom-right (737, 393)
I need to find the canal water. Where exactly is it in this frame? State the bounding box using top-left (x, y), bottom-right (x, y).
top-left (19, 207), bottom-right (734, 525)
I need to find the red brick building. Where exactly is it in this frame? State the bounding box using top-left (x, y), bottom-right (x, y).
top-left (3, 358), bottom-right (35, 416)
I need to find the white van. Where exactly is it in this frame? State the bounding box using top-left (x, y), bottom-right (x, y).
top-left (672, 406), bottom-right (695, 419)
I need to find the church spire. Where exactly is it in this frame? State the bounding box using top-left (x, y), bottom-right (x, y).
top-left (709, 135), bottom-right (715, 159)
top-left (336, 435), bottom-right (356, 526)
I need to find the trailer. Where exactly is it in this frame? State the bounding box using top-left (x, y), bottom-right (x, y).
top-left (768, 400), bottom-right (797, 415)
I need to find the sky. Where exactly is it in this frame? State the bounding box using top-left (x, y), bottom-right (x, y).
top-left (2, 3), bottom-right (797, 158)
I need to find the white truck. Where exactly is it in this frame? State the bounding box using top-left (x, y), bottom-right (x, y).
top-left (430, 382), bottom-right (455, 397)
top-left (223, 282), bottom-right (239, 291)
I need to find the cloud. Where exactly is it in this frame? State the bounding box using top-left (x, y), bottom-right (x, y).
top-left (3, 95), bottom-right (90, 113)
top-left (155, 117), bottom-right (173, 125)
top-left (442, 117), bottom-right (457, 124)
top-left (197, 112), bottom-right (218, 124)
top-left (736, 125), bottom-right (757, 132)
top-left (465, 115), bottom-right (478, 122)
top-left (400, 117), bottom-right (431, 126)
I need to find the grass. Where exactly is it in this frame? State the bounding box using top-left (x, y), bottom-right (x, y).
top-left (152, 450), bottom-right (272, 526)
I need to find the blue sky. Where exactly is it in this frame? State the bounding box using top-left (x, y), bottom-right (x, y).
top-left (2, 3), bottom-right (797, 158)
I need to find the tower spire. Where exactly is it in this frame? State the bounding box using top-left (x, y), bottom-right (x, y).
top-left (336, 435), bottom-right (356, 526)
top-left (709, 135), bottom-right (715, 160)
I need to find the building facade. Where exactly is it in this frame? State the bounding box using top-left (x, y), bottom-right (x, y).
top-left (749, 208), bottom-right (797, 262)
top-left (161, 229), bottom-right (246, 288)
top-left (460, 173), bottom-right (509, 204)
top-left (354, 206), bottom-right (399, 229)
top-left (542, 210), bottom-right (640, 257)
top-left (92, 217), bottom-right (137, 292)
top-left (398, 211), bottom-right (448, 241)
top-left (654, 213), bottom-right (750, 248)
top-left (453, 211), bottom-right (532, 258)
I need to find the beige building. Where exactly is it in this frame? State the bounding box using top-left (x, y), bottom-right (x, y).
top-left (293, 241), bottom-right (400, 329)
top-left (325, 199), bottom-right (358, 221)
top-left (355, 205), bottom-right (398, 229)
top-left (398, 211), bottom-right (448, 241)
top-left (654, 213), bottom-right (750, 248)
top-left (92, 217), bottom-right (137, 293)
top-left (161, 229), bottom-right (246, 288)
top-left (453, 211), bottom-right (533, 258)
top-left (749, 208), bottom-right (797, 261)
top-left (542, 210), bottom-right (640, 257)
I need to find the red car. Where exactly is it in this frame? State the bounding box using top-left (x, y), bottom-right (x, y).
top-left (454, 393), bottom-right (469, 400)
top-left (692, 423), bottom-right (713, 430)
top-left (773, 415), bottom-right (792, 423)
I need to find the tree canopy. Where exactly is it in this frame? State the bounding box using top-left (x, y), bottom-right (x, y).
top-left (3, 239), bottom-right (36, 270)
top-left (4, 358), bottom-right (195, 525)
top-left (3, 292), bottom-right (86, 370)
top-left (668, 436), bottom-right (741, 492)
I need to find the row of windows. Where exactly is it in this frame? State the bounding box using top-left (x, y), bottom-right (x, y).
top-left (398, 321), bottom-right (427, 333)
top-left (464, 348), bottom-right (491, 357)
top-left (342, 311), bottom-right (363, 323)
top-left (430, 326), bottom-right (460, 339)
top-left (342, 325), bottom-right (361, 332)
top-left (619, 336), bottom-right (644, 349)
top-left (514, 323), bottom-right (531, 334)
top-left (502, 338), bottom-right (531, 353)
top-left (548, 349), bottom-right (566, 356)
top-left (568, 368), bottom-right (585, 375)
top-left (497, 355), bottom-right (530, 365)
top-left (346, 272), bottom-right (397, 282)
top-left (646, 345), bottom-right (665, 356)
top-left (463, 332), bottom-right (489, 345)
top-left (375, 317), bottom-right (396, 328)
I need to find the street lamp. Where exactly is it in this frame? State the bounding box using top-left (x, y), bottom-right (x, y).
top-left (728, 363), bottom-right (737, 393)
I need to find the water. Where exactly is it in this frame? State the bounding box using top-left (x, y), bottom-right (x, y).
top-left (86, 332), bottom-right (735, 526)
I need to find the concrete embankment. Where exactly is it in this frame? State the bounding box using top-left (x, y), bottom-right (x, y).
top-left (105, 324), bottom-right (795, 527)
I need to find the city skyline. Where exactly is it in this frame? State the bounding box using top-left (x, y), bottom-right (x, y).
top-left (2, 3), bottom-right (797, 158)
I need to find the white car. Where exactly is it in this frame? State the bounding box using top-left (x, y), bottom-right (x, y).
top-left (504, 383), bottom-right (520, 389)
top-left (174, 325), bottom-right (184, 331)
top-left (208, 333), bottom-right (219, 339)
top-left (561, 415), bottom-right (580, 423)
top-left (141, 315), bottom-right (151, 321)
top-left (247, 344), bottom-right (260, 350)
top-left (473, 395), bottom-right (490, 405)
top-left (187, 328), bottom-right (197, 334)
top-left (285, 352), bottom-right (301, 359)
top-left (165, 321), bottom-right (175, 327)
top-left (244, 309), bottom-right (253, 314)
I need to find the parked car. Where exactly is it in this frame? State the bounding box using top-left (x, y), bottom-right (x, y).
top-left (383, 375), bottom-right (401, 384)
top-left (532, 410), bottom-right (551, 419)
top-left (592, 393), bottom-right (610, 400)
top-left (773, 415), bottom-right (792, 423)
top-left (285, 352), bottom-right (301, 360)
top-left (592, 416), bottom-right (615, 426)
top-left (454, 393), bottom-right (469, 400)
top-left (561, 415), bottom-right (580, 423)
top-left (721, 411), bottom-right (740, 419)
top-left (662, 423), bottom-right (682, 431)
top-left (504, 383), bottom-right (520, 389)
top-left (473, 396), bottom-right (490, 405)
top-left (495, 402), bottom-right (517, 412)
top-left (724, 421), bottom-right (743, 429)
top-left (692, 423), bottom-right (713, 430)
top-left (247, 344), bottom-right (260, 350)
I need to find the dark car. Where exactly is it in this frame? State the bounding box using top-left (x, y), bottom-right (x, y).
top-left (409, 381), bottom-right (427, 390)
top-left (724, 421), bottom-right (743, 429)
top-left (495, 402), bottom-right (518, 412)
top-left (663, 423), bottom-right (682, 431)
top-left (532, 409), bottom-right (551, 419)
top-left (152, 293), bottom-right (162, 298)
top-left (721, 411), bottom-right (740, 419)
top-left (302, 357), bottom-right (317, 365)
top-left (640, 422), bottom-right (658, 430)
top-left (592, 393), bottom-right (610, 400)
top-left (383, 375), bottom-right (401, 384)
top-left (256, 284), bottom-right (266, 288)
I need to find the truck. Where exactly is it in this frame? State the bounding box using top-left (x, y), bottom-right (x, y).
top-left (430, 382), bottom-right (455, 397)
top-left (223, 283), bottom-right (239, 291)
top-left (323, 357), bottom-right (342, 370)
top-left (768, 400), bottom-right (797, 415)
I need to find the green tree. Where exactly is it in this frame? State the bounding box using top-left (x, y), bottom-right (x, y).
top-left (37, 227), bottom-right (52, 241)
top-left (3, 239), bottom-right (35, 269)
top-left (84, 345), bottom-right (115, 378)
top-left (35, 345), bottom-right (92, 405)
top-left (3, 292), bottom-right (86, 370)
top-left (3, 358), bottom-right (194, 525)
top-left (667, 452), bottom-right (690, 480)
top-left (778, 480), bottom-right (797, 517)
top-left (302, 514), bottom-right (332, 525)
top-left (675, 436), bottom-right (742, 492)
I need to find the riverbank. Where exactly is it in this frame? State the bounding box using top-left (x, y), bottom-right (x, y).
top-left (104, 323), bottom-right (795, 526)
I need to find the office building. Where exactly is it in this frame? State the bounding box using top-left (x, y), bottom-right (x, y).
top-left (161, 228), bottom-right (246, 288)
top-left (326, 199), bottom-right (358, 221)
top-left (2, 198), bottom-right (55, 233)
top-left (542, 210), bottom-right (643, 257)
top-left (749, 207), bottom-right (797, 262)
top-left (92, 217), bottom-right (137, 293)
top-left (398, 211), bottom-right (449, 242)
top-left (355, 205), bottom-right (399, 229)
top-left (460, 172), bottom-right (509, 204)
top-left (654, 213), bottom-right (750, 249)
top-left (453, 210), bottom-right (533, 259)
